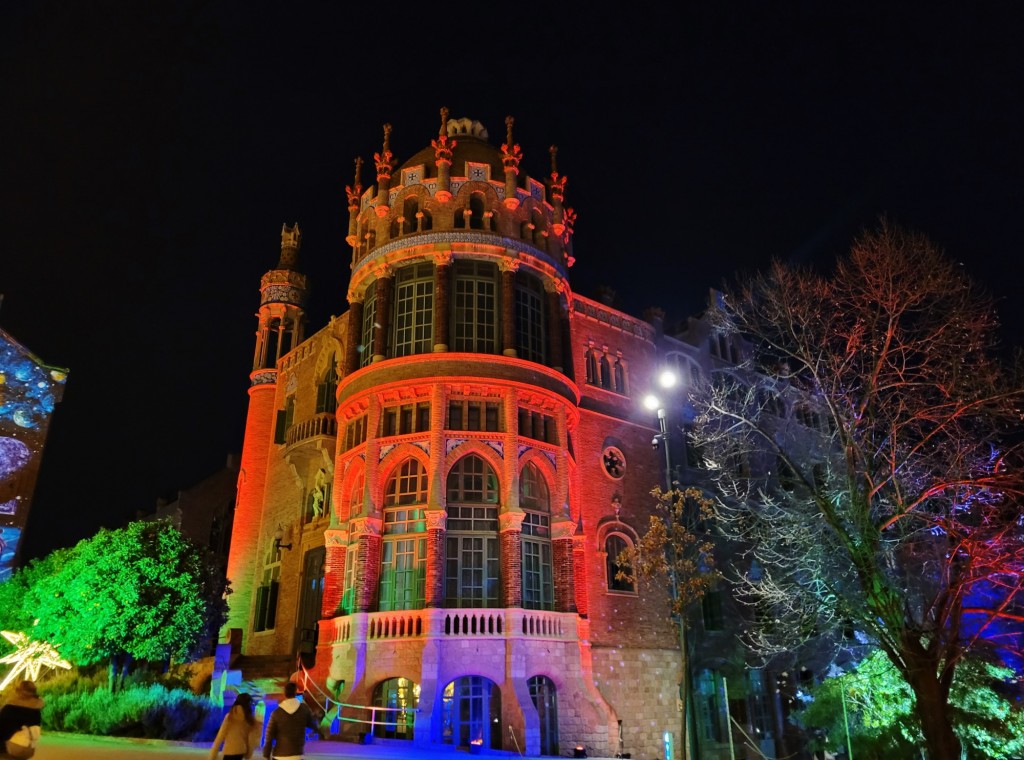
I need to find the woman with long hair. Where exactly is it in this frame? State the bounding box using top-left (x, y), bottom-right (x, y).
top-left (209, 692), bottom-right (261, 760)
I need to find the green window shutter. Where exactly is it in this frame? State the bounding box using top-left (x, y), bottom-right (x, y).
top-left (254, 585), bottom-right (269, 632)
top-left (274, 410), bottom-right (287, 444)
top-left (266, 580), bottom-right (280, 630)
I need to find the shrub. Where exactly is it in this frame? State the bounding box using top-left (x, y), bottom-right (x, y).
top-left (42, 682), bottom-right (220, 740)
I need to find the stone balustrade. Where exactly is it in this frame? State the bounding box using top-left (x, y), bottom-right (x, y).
top-left (325, 607), bottom-right (577, 645)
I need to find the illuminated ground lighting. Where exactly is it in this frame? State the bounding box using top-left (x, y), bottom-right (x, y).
top-left (0, 630), bottom-right (71, 689)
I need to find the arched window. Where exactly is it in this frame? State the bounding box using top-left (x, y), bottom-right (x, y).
top-left (385, 459), bottom-right (428, 506)
top-left (403, 196), bottom-right (420, 233)
top-left (373, 677), bottom-right (419, 740)
top-left (349, 471), bottom-right (365, 518)
top-left (316, 360), bottom-right (338, 414)
top-left (445, 455), bottom-right (500, 608)
top-left (381, 459), bottom-right (427, 611)
top-left (418, 209), bottom-right (432, 232)
top-left (605, 534), bottom-right (635, 593)
top-left (613, 356), bottom-right (626, 394)
top-left (585, 348), bottom-right (599, 385)
top-left (469, 192), bottom-right (486, 229)
top-left (599, 354), bottom-right (612, 389)
top-left (520, 463), bottom-right (552, 610)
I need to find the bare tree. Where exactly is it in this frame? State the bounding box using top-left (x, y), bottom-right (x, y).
top-left (690, 221), bottom-right (1024, 760)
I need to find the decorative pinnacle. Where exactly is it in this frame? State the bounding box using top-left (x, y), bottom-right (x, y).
top-left (345, 156), bottom-right (364, 209)
top-left (432, 106), bottom-right (456, 164)
top-left (374, 123), bottom-right (394, 181)
top-left (501, 115), bottom-right (522, 172)
top-left (549, 144), bottom-right (567, 201)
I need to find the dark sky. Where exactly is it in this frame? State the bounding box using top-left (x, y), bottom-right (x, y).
top-left (2, 3), bottom-right (1022, 561)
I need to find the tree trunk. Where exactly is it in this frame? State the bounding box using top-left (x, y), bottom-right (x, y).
top-left (904, 656), bottom-right (960, 760)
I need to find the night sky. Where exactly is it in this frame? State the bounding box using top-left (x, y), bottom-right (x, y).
top-left (2, 3), bottom-right (1021, 561)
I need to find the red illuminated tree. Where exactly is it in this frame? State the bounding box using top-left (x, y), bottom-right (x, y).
top-left (690, 221), bottom-right (1024, 760)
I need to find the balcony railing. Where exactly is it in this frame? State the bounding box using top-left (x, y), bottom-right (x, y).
top-left (286, 412), bottom-right (337, 448)
top-left (326, 608), bottom-right (577, 645)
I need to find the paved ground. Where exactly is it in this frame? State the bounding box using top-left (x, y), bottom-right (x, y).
top-left (31, 732), bottom-right (566, 760)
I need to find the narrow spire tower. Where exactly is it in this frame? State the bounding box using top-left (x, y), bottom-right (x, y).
top-left (224, 223), bottom-right (309, 641)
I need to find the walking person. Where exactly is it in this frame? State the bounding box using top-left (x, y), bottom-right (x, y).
top-left (0, 680), bottom-right (44, 759)
top-left (263, 681), bottom-right (321, 760)
top-left (209, 692), bottom-right (261, 760)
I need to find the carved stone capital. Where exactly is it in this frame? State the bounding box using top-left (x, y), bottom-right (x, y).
top-left (498, 257), bottom-right (521, 273)
top-left (551, 520), bottom-right (577, 540)
top-left (325, 528), bottom-right (350, 547)
top-left (434, 250), bottom-right (454, 267)
top-left (499, 511), bottom-right (526, 533)
top-left (350, 516), bottom-right (383, 537)
top-left (373, 263), bottom-right (394, 280)
top-left (424, 509), bottom-right (447, 531)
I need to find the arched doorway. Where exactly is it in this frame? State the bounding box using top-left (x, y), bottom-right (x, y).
top-left (528, 675), bottom-right (559, 755)
top-left (441, 676), bottom-right (502, 749)
top-left (371, 677), bottom-right (419, 740)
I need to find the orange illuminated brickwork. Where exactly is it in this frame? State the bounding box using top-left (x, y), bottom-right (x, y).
top-left (223, 115), bottom-right (683, 758)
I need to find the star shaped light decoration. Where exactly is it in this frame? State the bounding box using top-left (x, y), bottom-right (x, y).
top-left (0, 631), bottom-right (71, 690)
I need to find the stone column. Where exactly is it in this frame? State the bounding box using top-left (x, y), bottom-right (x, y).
top-left (424, 509), bottom-right (447, 608)
top-left (343, 297), bottom-right (363, 375)
top-left (551, 521), bottom-right (577, 613)
top-left (499, 511), bottom-right (525, 608)
top-left (433, 252), bottom-right (452, 352)
top-left (572, 531), bottom-right (589, 617)
top-left (350, 517), bottom-right (383, 613)
top-left (322, 528), bottom-right (349, 617)
top-left (500, 257), bottom-right (520, 357)
top-left (372, 266), bottom-right (393, 363)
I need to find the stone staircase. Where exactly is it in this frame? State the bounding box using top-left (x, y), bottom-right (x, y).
top-left (211, 645), bottom-right (297, 710)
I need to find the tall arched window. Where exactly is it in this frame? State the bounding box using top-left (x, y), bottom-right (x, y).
top-left (380, 459), bottom-right (427, 611)
top-left (445, 455), bottom-right (500, 608)
top-left (605, 534), bottom-right (635, 593)
top-left (520, 463), bottom-right (552, 610)
top-left (452, 261), bottom-right (498, 353)
top-left (515, 273), bottom-right (546, 364)
top-left (360, 281), bottom-right (377, 368)
top-left (392, 263), bottom-right (434, 357)
top-left (316, 360), bottom-right (338, 414)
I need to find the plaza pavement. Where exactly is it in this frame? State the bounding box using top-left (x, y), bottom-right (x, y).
top-left (32, 732), bottom-right (612, 760)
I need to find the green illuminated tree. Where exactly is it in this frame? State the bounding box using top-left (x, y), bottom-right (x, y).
top-left (690, 221), bottom-right (1024, 760)
top-left (798, 649), bottom-right (1024, 759)
top-left (23, 520), bottom-right (229, 691)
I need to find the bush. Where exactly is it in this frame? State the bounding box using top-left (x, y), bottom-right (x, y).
top-left (42, 682), bottom-right (220, 740)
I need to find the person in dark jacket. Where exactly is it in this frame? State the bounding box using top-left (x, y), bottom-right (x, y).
top-left (0, 680), bottom-right (44, 758)
top-left (263, 681), bottom-right (320, 760)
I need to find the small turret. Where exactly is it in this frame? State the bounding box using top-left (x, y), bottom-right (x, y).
top-left (278, 223), bottom-right (302, 269)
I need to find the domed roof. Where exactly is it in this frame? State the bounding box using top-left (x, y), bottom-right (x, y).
top-left (397, 118), bottom-right (507, 181)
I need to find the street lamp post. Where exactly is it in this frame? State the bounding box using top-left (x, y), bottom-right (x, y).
top-left (643, 371), bottom-right (696, 760)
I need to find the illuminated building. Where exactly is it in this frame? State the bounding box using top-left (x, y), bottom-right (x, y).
top-left (0, 326), bottom-right (66, 580)
top-left (224, 114), bottom-right (683, 757)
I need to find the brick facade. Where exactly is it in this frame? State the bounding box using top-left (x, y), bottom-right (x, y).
top-left (225, 118), bottom-right (685, 756)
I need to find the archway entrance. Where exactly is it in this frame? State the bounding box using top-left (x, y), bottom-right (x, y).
top-left (441, 676), bottom-right (502, 749)
top-left (528, 675), bottom-right (559, 755)
top-left (371, 677), bottom-right (419, 740)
